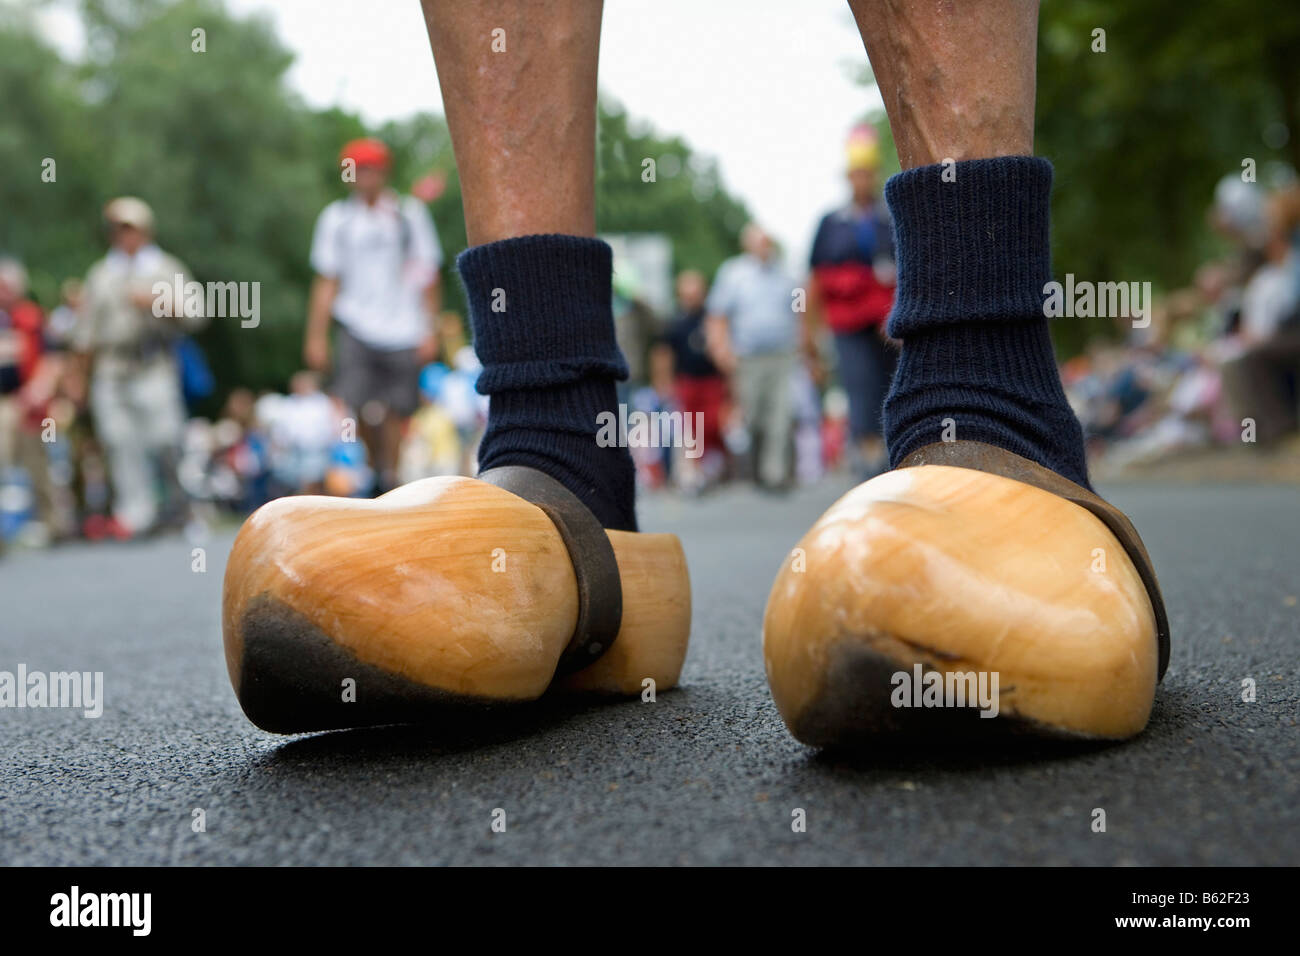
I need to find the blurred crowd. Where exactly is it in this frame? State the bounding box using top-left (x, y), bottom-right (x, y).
top-left (1064, 174), bottom-right (1300, 469)
top-left (0, 180), bottom-right (489, 551)
top-left (620, 124), bottom-right (898, 495)
top-left (4, 131), bottom-right (1298, 554)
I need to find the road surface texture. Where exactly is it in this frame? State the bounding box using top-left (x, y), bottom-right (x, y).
top-left (3, 479), bottom-right (1297, 865)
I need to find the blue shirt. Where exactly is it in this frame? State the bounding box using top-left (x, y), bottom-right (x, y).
top-left (707, 253), bottom-right (799, 357)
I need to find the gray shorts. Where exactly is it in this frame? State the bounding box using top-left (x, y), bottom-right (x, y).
top-left (332, 325), bottom-right (422, 418)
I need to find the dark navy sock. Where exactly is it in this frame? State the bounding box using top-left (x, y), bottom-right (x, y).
top-left (458, 234), bottom-right (638, 531)
top-left (882, 156), bottom-right (1092, 489)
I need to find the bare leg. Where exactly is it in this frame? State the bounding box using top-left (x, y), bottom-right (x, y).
top-left (847, 0), bottom-right (1038, 168)
top-left (419, 0), bottom-right (603, 244)
top-left (417, 0), bottom-right (636, 531)
top-left (764, 2), bottom-right (1166, 746)
top-left (842, 0), bottom-right (1090, 488)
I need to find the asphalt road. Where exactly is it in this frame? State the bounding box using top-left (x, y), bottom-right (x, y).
top-left (2, 479), bottom-right (1297, 865)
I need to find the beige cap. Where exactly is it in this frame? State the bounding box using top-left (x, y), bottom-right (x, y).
top-left (104, 196), bottom-right (155, 233)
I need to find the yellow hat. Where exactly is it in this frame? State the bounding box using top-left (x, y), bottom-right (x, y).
top-left (846, 124), bottom-right (881, 172)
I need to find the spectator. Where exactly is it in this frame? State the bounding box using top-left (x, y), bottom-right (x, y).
top-left (210, 388), bottom-right (272, 512)
top-left (304, 137), bottom-right (443, 495)
top-left (808, 124), bottom-right (898, 477)
top-left (706, 223), bottom-right (801, 490)
top-left (46, 278), bottom-right (84, 349)
top-left (265, 371), bottom-right (339, 496)
top-left (1218, 186), bottom-right (1300, 443)
top-left (0, 257), bottom-right (62, 547)
top-left (655, 269), bottom-right (727, 492)
top-left (612, 266), bottom-right (660, 402)
top-left (75, 197), bottom-right (204, 537)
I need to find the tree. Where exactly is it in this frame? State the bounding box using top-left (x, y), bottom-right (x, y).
top-left (74, 0), bottom-right (342, 396)
top-left (0, 6), bottom-right (103, 304)
top-left (1037, 0), bottom-right (1300, 350)
top-left (596, 99), bottom-right (750, 281)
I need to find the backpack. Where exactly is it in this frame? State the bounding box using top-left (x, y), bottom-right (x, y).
top-left (175, 336), bottom-right (215, 406)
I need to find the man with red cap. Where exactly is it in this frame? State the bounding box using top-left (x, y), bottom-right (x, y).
top-left (304, 137), bottom-right (443, 494)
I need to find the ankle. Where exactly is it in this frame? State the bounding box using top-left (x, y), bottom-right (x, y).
top-left (458, 234), bottom-right (638, 530)
top-left (881, 157), bottom-right (1091, 488)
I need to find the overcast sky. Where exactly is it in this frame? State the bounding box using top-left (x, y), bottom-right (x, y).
top-left (38, 0), bottom-right (885, 269)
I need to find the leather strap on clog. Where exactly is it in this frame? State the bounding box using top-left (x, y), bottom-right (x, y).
top-left (478, 465), bottom-right (623, 677)
top-left (898, 441), bottom-right (1171, 681)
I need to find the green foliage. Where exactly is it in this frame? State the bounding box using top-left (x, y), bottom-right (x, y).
top-left (83, 0), bottom-right (343, 398)
top-left (0, 8), bottom-right (104, 303)
top-left (595, 100), bottom-right (749, 280)
top-left (1036, 0), bottom-right (1300, 351)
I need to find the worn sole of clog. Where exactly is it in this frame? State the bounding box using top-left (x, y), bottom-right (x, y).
top-left (223, 476), bottom-right (690, 733)
top-left (764, 448), bottom-right (1165, 746)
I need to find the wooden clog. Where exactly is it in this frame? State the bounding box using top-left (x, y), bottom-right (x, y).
top-left (222, 470), bottom-right (690, 733)
top-left (763, 441), bottom-right (1169, 745)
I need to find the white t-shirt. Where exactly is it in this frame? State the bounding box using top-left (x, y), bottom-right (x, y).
top-left (1240, 249), bottom-right (1299, 342)
top-left (310, 192), bottom-right (442, 350)
top-left (271, 392), bottom-right (338, 454)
